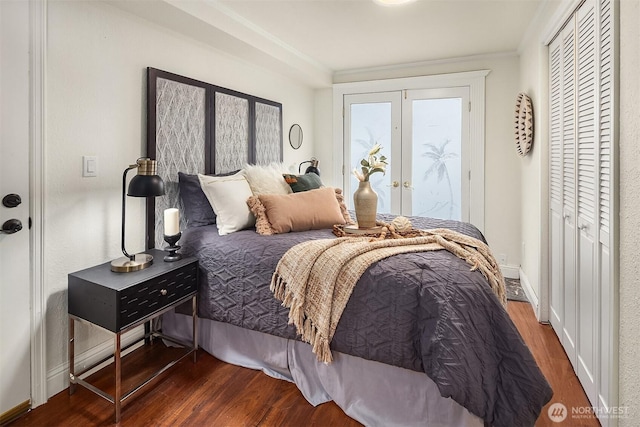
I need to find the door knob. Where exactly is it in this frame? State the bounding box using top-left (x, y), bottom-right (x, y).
top-left (1, 219), bottom-right (23, 234)
top-left (2, 194), bottom-right (21, 208)
top-left (392, 181), bottom-right (399, 188)
top-left (403, 181), bottom-right (411, 188)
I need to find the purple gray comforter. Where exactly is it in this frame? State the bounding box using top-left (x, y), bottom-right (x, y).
top-left (180, 215), bottom-right (552, 426)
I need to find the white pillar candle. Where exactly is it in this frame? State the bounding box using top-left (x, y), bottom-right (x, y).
top-left (164, 208), bottom-right (180, 236)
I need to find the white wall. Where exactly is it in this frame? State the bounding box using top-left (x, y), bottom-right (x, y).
top-left (618, 0), bottom-right (640, 422)
top-left (313, 88), bottom-right (333, 180)
top-left (516, 0), bottom-right (561, 310)
top-left (45, 0), bottom-right (316, 396)
top-left (318, 56), bottom-right (523, 273)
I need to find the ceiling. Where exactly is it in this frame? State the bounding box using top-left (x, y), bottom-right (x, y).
top-left (109, 0), bottom-right (546, 86)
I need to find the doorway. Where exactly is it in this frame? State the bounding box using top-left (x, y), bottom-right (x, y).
top-left (343, 87), bottom-right (470, 222)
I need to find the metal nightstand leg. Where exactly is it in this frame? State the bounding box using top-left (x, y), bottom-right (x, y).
top-left (68, 317), bottom-right (76, 395)
top-left (114, 332), bottom-right (122, 423)
top-left (192, 295), bottom-right (198, 363)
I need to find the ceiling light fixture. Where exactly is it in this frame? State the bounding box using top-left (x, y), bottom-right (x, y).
top-left (373, 0), bottom-right (417, 6)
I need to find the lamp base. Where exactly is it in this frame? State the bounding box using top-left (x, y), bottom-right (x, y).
top-left (111, 253), bottom-right (153, 273)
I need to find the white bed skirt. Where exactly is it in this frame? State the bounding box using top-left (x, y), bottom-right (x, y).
top-left (162, 310), bottom-right (483, 427)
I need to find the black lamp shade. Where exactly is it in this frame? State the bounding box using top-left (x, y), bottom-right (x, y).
top-left (299, 158), bottom-right (320, 176)
top-left (305, 165), bottom-right (320, 176)
top-left (127, 174), bottom-right (165, 197)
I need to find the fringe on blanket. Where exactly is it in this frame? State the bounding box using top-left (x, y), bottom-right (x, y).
top-left (270, 273), bottom-right (334, 363)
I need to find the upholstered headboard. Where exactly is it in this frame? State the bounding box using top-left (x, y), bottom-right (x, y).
top-left (145, 68), bottom-right (283, 249)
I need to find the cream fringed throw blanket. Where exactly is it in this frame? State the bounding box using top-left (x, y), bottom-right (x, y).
top-left (270, 228), bottom-right (507, 363)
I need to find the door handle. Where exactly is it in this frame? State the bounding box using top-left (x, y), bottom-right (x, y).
top-left (403, 181), bottom-right (412, 189)
top-left (392, 181), bottom-right (399, 188)
top-left (1, 219), bottom-right (23, 234)
top-left (2, 194), bottom-right (21, 208)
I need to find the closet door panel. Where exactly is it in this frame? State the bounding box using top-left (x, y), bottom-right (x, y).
top-left (578, 234), bottom-right (597, 404)
top-left (599, 245), bottom-right (612, 412)
top-left (563, 224), bottom-right (577, 366)
top-left (561, 22), bottom-right (578, 367)
top-left (576, 1), bottom-right (598, 231)
top-left (575, 0), bottom-right (598, 407)
top-left (549, 38), bottom-right (564, 332)
top-left (599, 2), bottom-right (612, 244)
top-left (550, 212), bottom-right (563, 330)
top-left (597, 0), bottom-right (615, 416)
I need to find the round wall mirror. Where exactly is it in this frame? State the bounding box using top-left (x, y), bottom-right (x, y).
top-left (289, 124), bottom-right (303, 150)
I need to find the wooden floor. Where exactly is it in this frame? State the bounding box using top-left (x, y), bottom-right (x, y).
top-left (10, 301), bottom-right (599, 427)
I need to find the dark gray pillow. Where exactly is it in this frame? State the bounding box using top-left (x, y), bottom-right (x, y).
top-left (178, 171), bottom-right (238, 227)
top-left (283, 173), bottom-right (323, 193)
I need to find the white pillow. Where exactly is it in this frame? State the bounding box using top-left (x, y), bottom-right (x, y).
top-left (198, 173), bottom-right (255, 235)
top-left (242, 162), bottom-right (292, 196)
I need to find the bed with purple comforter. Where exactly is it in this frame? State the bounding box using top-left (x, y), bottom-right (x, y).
top-left (177, 214), bottom-right (552, 426)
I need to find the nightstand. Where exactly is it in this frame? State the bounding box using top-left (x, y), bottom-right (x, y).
top-left (68, 249), bottom-right (198, 423)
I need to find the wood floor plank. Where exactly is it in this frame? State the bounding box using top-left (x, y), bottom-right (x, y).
top-left (10, 301), bottom-right (599, 426)
top-left (506, 302), bottom-right (600, 427)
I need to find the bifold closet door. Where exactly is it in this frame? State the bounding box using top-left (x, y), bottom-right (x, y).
top-left (596, 0), bottom-right (615, 416)
top-left (548, 0), bottom-right (617, 419)
top-left (575, 0), bottom-right (598, 405)
top-left (548, 20), bottom-right (578, 369)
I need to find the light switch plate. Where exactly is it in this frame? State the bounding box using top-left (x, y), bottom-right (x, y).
top-left (83, 156), bottom-right (97, 177)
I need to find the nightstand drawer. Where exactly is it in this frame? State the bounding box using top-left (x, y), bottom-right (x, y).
top-left (119, 263), bottom-right (197, 328)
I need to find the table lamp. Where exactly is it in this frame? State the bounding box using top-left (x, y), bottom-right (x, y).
top-left (298, 157), bottom-right (320, 176)
top-left (111, 158), bottom-right (165, 272)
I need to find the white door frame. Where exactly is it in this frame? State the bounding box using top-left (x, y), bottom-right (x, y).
top-left (333, 70), bottom-right (489, 233)
top-left (29, 0), bottom-right (48, 408)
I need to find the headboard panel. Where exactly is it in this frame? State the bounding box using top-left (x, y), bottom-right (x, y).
top-left (255, 102), bottom-right (283, 164)
top-left (213, 91), bottom-right (250, 172)
top-left (146, 67), bottom-right (283, 249)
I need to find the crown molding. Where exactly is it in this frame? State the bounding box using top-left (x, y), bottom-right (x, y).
top-left (333, 51), bottom-right (516, 82)
top-left (104, 0), bottom-right (333, 87)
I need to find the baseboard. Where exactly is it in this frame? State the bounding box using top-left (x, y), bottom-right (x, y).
top-left (518, 267), bottom-right (539, 311)
top-left (46, 327), bottom-right (144, 399)
top-left (500, 264), bottom-right (520, 279)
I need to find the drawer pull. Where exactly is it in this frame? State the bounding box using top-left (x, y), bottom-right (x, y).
top-left (160, 289), bottom-right (167, 296)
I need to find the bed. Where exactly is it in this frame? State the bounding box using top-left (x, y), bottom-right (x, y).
top-left (145, 68), bottom-right (552, 427)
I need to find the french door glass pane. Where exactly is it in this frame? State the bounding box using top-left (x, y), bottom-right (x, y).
top-left (350, 102), bottom-right (392, 214)
top-left (411, 98), bottom-right (462, 220)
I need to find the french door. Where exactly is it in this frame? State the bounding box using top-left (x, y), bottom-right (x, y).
top-left (345, 92), bottom-right (401, 215)
top-left (344, 87), bottom-right (470, 221)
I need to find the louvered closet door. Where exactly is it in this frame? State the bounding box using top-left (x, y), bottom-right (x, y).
top-left (549, 15), bottom-right (579, 371)
top-left (548, 0), bottom-right (617, 419)
top-left (548, 35), bottom-right (564, 336)
top-left (597, 0), bottom-right (615, 416)
top-left (575, 0), bottom-right (598, 405)
top-left (562, 20), bottom-right (578, 368)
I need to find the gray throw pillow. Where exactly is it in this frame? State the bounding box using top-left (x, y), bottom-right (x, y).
top-left (283, 172), bottom-right (323, 193)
